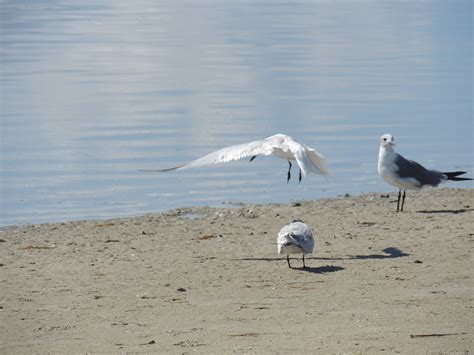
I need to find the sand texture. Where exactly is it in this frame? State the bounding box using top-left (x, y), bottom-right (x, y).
top-left (0, 188), bottom-right (473, 353)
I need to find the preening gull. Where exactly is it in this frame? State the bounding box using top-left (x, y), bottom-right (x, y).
top-left (277, 220), bottom-right (314, 268)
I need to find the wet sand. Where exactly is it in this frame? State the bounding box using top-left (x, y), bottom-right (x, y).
top-left (1, 188), bottom-right (472, 353)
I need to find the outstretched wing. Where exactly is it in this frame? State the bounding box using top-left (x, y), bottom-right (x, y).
top-left (141, 139), bottom-right (274, 172)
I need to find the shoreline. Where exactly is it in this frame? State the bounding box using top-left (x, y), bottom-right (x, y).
top-left (1, 188), bottom-right (473, 353)
top-left (1, 186), bottom-right (472, 230)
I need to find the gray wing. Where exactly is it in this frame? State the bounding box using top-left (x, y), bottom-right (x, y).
top-left (288, 234), bottom-right (314, 253)
top-left (394, 153), bottom-right (445, 187)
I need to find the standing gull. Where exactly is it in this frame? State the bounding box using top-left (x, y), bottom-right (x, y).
top-left (277, 220), bottom-right (314, 268)
top-left (377, 133), bottom-right (472, 211)
top-left (140, 134), bottom-right (330, 182)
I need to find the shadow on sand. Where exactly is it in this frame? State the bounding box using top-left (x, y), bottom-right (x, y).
top-left (348, 247), bottom-right (409, 260)
top-left (296, 265), bottom-right (345, 274)
top-left (239, 247), bottom-right (409, 264)
top-left (416, 208), bottom-right (473, 214)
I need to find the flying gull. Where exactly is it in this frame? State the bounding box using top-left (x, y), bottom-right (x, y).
top-left (140, 134), bottom-right (330, 182)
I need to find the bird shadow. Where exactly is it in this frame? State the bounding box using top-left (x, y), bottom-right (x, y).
top-left (295, 265), bottom-right (345, 274)
top-left (346, 247), bottom-right (409, 260)
top-left (309, 247), bottom-right (409, 261)
top-left (238, 247), bottom-right (409, 264)
top-left (416, 208), bottom-right (473, 214)
top-left (237, 256), bottom-right (344, 272)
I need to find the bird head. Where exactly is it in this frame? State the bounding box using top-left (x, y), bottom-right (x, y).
top-left (380, 133), bottom-right (395, 147)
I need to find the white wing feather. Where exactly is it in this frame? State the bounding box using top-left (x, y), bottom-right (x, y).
top-left (182, 139), bottom-right (272, 169)
top-left (307, 147), bottom-right (331, 175)
top-left (146, 139), bottom-right (274, 172)
top-left (294, 147), bottom-right (329, 178)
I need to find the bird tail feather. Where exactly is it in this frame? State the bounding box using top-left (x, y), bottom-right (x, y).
top-left (443, 171), bottom-right (473, 181)
top-left (307, 148), bottom-right (331, 176)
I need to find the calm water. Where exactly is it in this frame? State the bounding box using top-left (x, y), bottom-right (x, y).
top-left (1, 0), bottom-right (473, 227)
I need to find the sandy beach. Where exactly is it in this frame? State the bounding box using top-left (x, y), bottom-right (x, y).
top-left (1, 188), bottom-right (472, 353)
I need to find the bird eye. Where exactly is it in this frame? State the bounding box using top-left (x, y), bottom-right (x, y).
top-left (383, 138), bottom-right (387, 141)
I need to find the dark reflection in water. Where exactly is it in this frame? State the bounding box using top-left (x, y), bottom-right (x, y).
top-left (1, 0), bottom-right (472, 226)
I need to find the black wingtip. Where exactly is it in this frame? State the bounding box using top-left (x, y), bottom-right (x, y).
top-left (138, 163), bottom-right (185, 173)
top-left (443, 171), bottom-right (473, 181)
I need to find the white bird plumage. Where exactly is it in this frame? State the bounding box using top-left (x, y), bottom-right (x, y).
top-left (141, 134), bottom-right (330, 182)
top-left (277, 220), bottom-right (314, 268)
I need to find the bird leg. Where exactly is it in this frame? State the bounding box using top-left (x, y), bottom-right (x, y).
top-left (286, 255), bottom-right (292, 268)
top-left (396, 190), bottom-right (402, 212)
top-left (302, 254), bottom-right (306, 268)
top-left (287, 161), bottom-right (292, 183)
top-left (299, 169), bottom-right (302, 183)
top-left (249, 155), bottom-right (257, 162)
top-left (400, 190), bottom-right (406, 212)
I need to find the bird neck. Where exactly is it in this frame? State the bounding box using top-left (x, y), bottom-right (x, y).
top-left (378, 144), bottom-right (395, 165)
